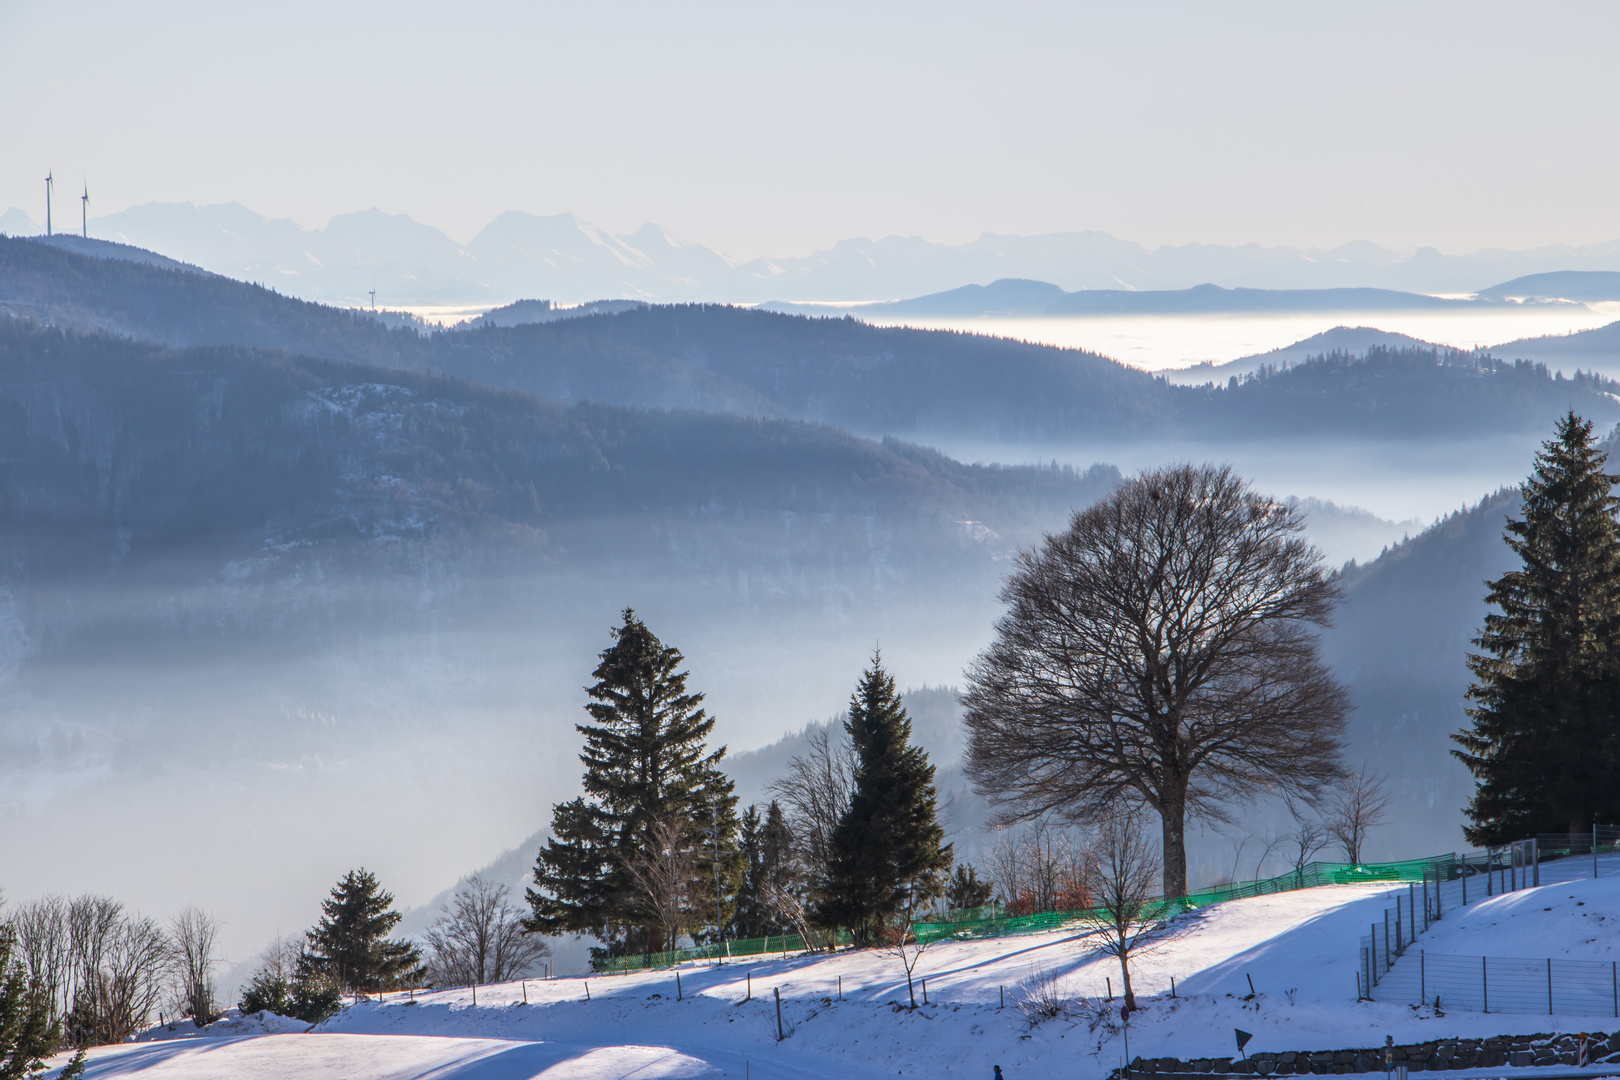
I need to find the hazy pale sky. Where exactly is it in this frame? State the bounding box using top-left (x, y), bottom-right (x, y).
top-left (3, 0), bottom-right (1617, 260)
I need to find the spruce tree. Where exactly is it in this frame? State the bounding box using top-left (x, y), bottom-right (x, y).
top-left (526, 609), bottom-right (740, 957)
top-left (304, 869), bottom-right (421, 993)
top-left (1454, 412), bottom-right (1620, 843)
top-left (816, 655), bottom-right (952, 944)
top-left (0, 927), bottom-right (57, 1080)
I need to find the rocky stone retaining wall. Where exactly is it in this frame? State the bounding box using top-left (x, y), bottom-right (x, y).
top-left (1124, 1032), bottom-right (1620, 1076)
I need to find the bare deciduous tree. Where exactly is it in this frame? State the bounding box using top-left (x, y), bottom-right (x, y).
top-left (169, 907), bottom-right (222, 1026)
top-left (984, 820), bottom-right (1092, 915)
top-left (768, 725), bottom-right (855, 891)
top-left (964, 463), bottom-right (1349, 897)
top-left (1076, 810), bottom-right (1167, 1013)
top-left (64, 904), bottom-right (171, 1046)
top-left (11, 894), bottom-right (175, 1044)
top-left (880, 916), bottom-right (934, 1010)
top-left (624, 816), bottom-right (699, 955)
top-left (1327, 764), bottom-right (1390, 864)
top-left (423, 876), bottom-right (551, 987)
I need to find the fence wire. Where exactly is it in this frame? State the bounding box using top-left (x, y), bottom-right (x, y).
top-left (1360, 828), bottom-right (1620, 1015)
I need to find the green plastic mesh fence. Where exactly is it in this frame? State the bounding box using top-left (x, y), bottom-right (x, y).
top-left (592, 853), bottom-right (1453, 972)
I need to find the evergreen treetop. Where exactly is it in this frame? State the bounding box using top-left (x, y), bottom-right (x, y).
top-left (1454, 412), bottom-right (1620, 842)
top-left (816, 654), bottom-right (952, 943)
top-left (305, 869), bottom-right (421, 993)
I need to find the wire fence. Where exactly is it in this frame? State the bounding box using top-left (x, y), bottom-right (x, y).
top-left (1360, 827), bottom-right (1620, 1015)
top-left (1376, 951), bottom-right (1620, 1017)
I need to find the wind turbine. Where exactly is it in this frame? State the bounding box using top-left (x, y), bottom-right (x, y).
top-left (81, 183), bottom-right (89, 239)
top-left (45, 171), bottom-right (53, 236)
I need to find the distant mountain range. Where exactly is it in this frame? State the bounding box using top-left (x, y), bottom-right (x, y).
top-left (763, 278), bottom-right (1558, 319)
top-left (5, 236), bottom-right (1614, 444)
top-left (9, 200), bottom-right (1620, 306)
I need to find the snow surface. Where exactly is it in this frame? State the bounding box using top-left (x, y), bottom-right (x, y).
top-left (44, 878), bottom-right (1620, 1079)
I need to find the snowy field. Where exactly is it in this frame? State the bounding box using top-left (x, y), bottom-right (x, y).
top-left (45, 875), bottom-right (1620, 1079)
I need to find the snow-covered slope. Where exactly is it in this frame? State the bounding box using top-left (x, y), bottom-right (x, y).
top-left (51, 877), bottom-right (1620, 1079)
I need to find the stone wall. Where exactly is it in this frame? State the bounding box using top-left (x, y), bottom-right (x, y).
top-left (1123, 1031), bottom-right (1620, 1076)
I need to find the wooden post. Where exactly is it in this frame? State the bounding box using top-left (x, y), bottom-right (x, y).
top-left (1171, 975), bottom-right (1176, 998)
top-left (1106, 976), bottom-right (1113, 1001)
top-left (837, 975), bottom-right (841, 1001)
top-left (523, 981), bottom-right (527, 1004)
top-left (774, 986), bottom-right (784, 1041)
top-left (677, 970), bottom-right (683, 1001)
top-left (922, 978), bottom-right (928, 1006)
top-left (747, 972), bottom-right (752, 1002)
top-left (472, 984), bottom-right (476, 1006)
top-left (1000, 984), bottom-right (1004, 1009)
top-left (585, 981), bottom-right (591, 1002)
top-left (1482, 957), bottom-right (1488, 1014)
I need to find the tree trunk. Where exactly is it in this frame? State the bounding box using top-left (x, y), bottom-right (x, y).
top-left (1160, 791), bottom-right (1188, 898)
top-left (1119, 953), bottom-right (1136, 1012)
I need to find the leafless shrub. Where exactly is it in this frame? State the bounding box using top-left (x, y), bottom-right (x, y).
top-left (169, 907), bottom-right (222, 1026)
top-left (624, 816), bottom-right (699, 955)
top-left (1015, 965), bottom-right (1072, 1027)
top-left (423, 876), bottom-right (550, 987)
top-left (1327, 764), bottom-right (1389, 864)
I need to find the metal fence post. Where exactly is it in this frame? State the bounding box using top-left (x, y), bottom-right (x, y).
top-left (1597, 826), bottom-right (1601, 880)
top-left (1483, 957), bottom-right (1488, 1014)
top-left (1385, 911), bottom-right (1391, 966)
top-left (1534, 839), bottom-right (1540, 887)
top-left (1461, 854), bottom-right (1467, 906)
top-left (1421, 950), bottom-right (1425, 1004)
top-left (1548, 958), bottom-right (1553, 1015)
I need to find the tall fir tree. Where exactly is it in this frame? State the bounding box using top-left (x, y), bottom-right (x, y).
top-left (1454, 412), bottom-right (1620, 843)
top-left (816, 654), bottom-right (952, 944)
top-left (526, 609), bottom-right (741, 958)
top-left (304, 869), bottom-right (421, 993)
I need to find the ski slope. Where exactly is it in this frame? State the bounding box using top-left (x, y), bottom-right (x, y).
top-left (46, 876), bottom-right (1620, 1079)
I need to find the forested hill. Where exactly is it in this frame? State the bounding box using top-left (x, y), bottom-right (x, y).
top-left (0, 322), bottom-right (1115, 581)
top-left (5, 236), bottom-right (1619, 440)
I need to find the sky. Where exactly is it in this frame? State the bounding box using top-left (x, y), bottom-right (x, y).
top-left (3, 1), bottom-right (1619, 260)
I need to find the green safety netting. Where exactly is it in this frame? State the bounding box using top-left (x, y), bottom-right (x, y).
top-left (592, 853), bottom-right (1454, 973)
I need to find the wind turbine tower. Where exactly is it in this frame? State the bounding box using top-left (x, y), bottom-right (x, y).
top-left (45, 171), bottom-right (53, 236)
top-left (81, 183), bottom-right (89, 239)
top-left (369, 289), bottom-right (376, 310)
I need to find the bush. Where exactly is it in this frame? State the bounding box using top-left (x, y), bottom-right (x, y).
top-left (237, 973), bottom-right (291, 1017)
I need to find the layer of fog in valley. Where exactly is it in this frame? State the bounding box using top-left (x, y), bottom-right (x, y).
top-left (853, 307), bottom-right (1620, 373)
top-left (920, 434), bottom-right (1542, 557)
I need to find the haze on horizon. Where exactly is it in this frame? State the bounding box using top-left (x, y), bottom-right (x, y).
top-left (3, 0), bottom-right (1620, 260)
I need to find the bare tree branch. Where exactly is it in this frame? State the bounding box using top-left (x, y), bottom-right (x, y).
top-left (1327, 764), bottom-right (1390, 864)
top-left (1074, 810), bottom-right (1168, 1012)
top-left (424, 876), bottom-right (551, 987)
top-left (623, 816), bottom-right (699, 955)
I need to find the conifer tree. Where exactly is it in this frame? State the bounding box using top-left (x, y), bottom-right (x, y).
top-left (526, 609), bottom-right (740, 957)
top-left (1454, 412), bottom-right (1620, 842)
top-left (0, 927), bottom-right (58, 1080)
top-left (816, 655), bottom-right (952, 944)
top-left (304, 869), bottom-right (421, 993)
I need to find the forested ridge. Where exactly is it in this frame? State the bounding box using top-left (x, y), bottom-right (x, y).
top-left (5, 236), bottom-right (1616, 441)
top-left (0, 321), bottom-right (1116, 579)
